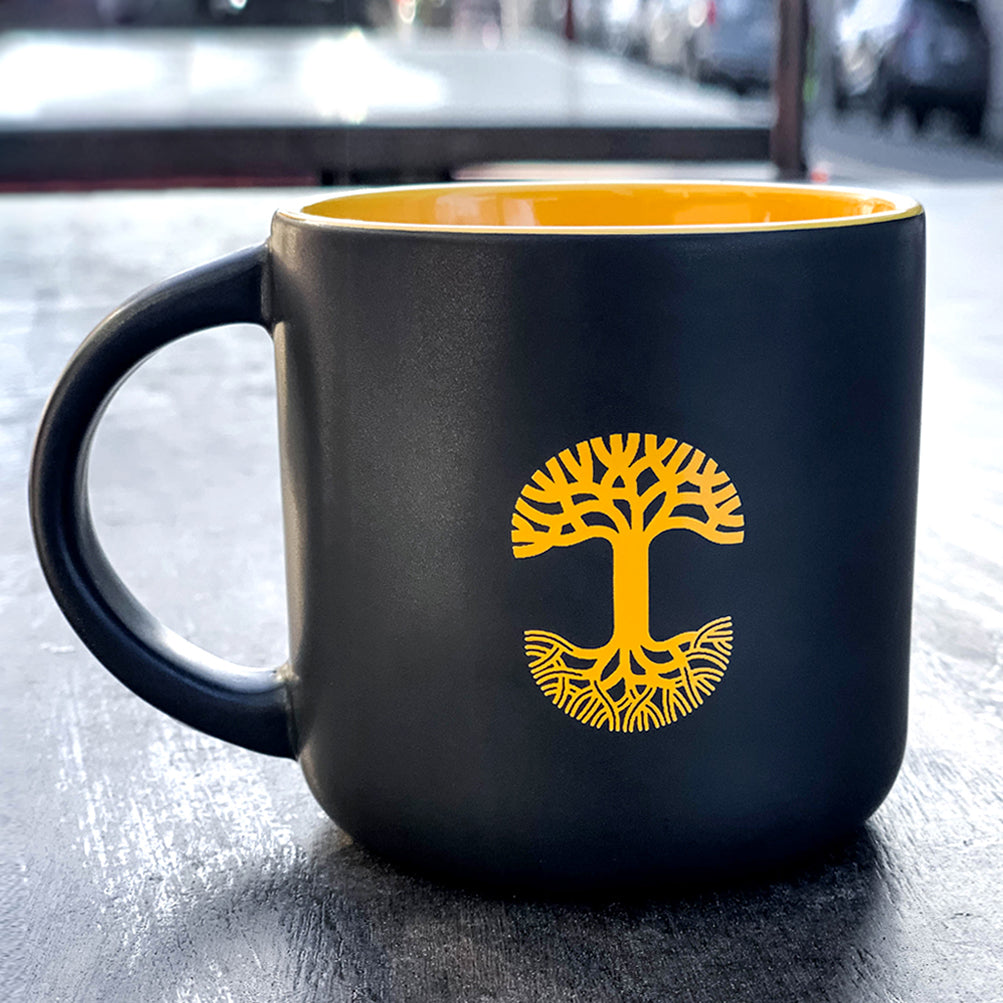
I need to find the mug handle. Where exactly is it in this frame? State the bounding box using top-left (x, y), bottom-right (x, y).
top-left (29, 244), bottom-right (294, 759)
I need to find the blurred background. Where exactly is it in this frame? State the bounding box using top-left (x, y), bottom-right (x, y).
top-left (0, 0), bottom-right (1000, 188)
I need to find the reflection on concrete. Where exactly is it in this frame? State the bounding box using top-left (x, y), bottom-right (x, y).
top-left (300, 30), bottom-right (447, 122)
top-left (0, 37), bottom-right (164, 117)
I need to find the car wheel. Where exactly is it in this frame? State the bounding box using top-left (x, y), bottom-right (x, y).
top-left (957, 104), bottom-right (985, 140)
top-left (909, 104), bottom-right (930, 134)
top-left (684, 41), bottom-right (700, 82)
top-left (832, 63), bottom-right (848, 114)
top-left (871, 66), bottom-right (896, 128)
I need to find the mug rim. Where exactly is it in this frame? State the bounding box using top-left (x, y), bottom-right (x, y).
top-left (278, 180), bottom-right (923, 236)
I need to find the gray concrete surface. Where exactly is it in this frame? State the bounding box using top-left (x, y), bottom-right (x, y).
top-left (2, 179), bottom-right (1002, 1000)
top-left (807, 107), bottom-right (1003, 182)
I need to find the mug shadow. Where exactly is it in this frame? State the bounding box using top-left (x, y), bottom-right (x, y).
top-left (153, 822), bottom-right (896, 1003)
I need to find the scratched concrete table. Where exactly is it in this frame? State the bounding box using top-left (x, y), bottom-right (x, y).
top-left (0, 27), bottom-right (771, 188)
top-left (3, 184), bottom-right (1002, 1001)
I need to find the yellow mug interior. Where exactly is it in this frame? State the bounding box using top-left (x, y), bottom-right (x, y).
top-left (291, 182), bottom-right (921, 234)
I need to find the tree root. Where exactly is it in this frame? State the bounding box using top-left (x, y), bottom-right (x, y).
top-left (524, 617), bottom-right (733, 732)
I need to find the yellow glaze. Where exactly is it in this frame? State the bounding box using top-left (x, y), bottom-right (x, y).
top-left (287, 181), bottom-right (922, 234)
top-left (513, 433), bottom-right (742, 733)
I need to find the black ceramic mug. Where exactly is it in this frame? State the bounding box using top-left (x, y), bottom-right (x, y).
top-left (30, 182), bottom-right (925, 888)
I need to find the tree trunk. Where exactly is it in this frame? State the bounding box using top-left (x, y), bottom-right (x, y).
top-left (612, 534), bottom-right (650, 643)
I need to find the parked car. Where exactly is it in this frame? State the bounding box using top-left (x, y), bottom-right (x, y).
top-left (832, 0), bottom-right (991, 136)
top-left (96, 0), bottom-right (371, 25)
top-left (645, 0), bottom-right (776, 93)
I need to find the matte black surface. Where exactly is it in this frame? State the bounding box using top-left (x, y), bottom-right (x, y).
top-left (265, 205), bottom-right (924, 885)
top-left (29, 244), bottom-right (294, 757)
top-left (4, 186), bottom-right (1002, 1001)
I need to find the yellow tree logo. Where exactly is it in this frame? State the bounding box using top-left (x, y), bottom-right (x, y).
top-left (512, 433), bottom-right (744, 733)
